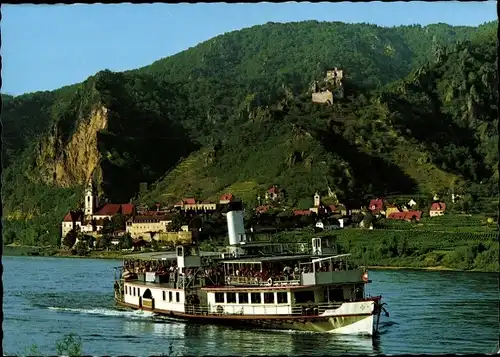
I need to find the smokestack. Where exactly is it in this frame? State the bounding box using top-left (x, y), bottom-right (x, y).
top-left (226, 202), bottom-right (247, 246)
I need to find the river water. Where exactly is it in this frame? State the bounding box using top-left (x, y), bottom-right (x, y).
top-left (3, 256), bottom-right (498, 355)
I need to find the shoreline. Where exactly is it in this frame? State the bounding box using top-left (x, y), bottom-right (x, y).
top-left (4, 246), bottom-right (496, 273)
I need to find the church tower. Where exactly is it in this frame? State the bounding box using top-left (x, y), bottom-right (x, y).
top-left (314, 192), bottom-right (321, 207)
top-left (84, 183), bottom-right (96, 217)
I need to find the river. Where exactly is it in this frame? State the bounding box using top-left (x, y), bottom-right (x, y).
top-left (3, 256), bottom-right (498, 355)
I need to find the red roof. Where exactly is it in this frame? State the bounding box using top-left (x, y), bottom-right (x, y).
top-left (121, 203), bottom-right (135, 216)
top-left (63, 211), bottom-right (83, 222)
top-left (369, 199), bottom-right (384, 212)
top-left (94, 204), bottom-right (122, 216)
top-left (63, 212), bottom-right (73, 222)
top-left (183, 198), bottom-right (196, 205)
top-left (256, 205), bottom-right (270, 214)
top-left (220, 193), bottom-right (234, 201)
top-left (388, 211), bottom-right (422, 221)
top-left (293, 210), bottom-right (312, 216)
top-left (388, 212), bottom-right (407, 220)
top-left (139, 210), bottom-right (166, 216)
top-left (430, 202), bottom-right (447, 211)
top-left (268, 186), bottom-right (279, 194)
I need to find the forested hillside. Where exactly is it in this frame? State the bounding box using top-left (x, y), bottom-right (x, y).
top-left (1, 20), bottom-right (497, 246)
top-left (136, 21), bottom-right (495, 142)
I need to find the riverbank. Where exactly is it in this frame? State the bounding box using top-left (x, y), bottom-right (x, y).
top-left (4, 242), bottom-right (498, 273)
top-left (3, 245), bottom-right (128, 260)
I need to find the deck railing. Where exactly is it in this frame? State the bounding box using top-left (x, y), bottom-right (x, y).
top-left (226, 275), bottom-right (301, 287)
top-left (181, 302), bottom-right (344, 316)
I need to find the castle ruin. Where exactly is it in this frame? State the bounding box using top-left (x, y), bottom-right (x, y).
top-left (311, 68), bottom-right (344, 105)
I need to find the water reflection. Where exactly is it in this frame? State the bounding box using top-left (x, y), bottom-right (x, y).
top-left (122, 319), bottom-right (380, 355)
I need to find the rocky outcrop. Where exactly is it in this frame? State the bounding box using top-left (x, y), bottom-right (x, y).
top-left (35, 105), bottom-right (108, 189)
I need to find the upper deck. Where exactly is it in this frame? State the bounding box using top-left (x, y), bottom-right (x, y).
top-left (120, 245), bottom-right (367, 291)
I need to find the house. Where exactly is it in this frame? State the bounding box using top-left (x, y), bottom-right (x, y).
top-left (265, 186), bottom-right (283, 202)
top-left (328, 204), bottom-right (347, 216)
top-left (62, 182), bottom-right (136, 241)
top-left (343, 200), bottom-right (362, 215)
top-left (219, 193), bottom-right (234, 205)
top-left (408, 199), bottom-right (417, 207)
top-left (255, 205), bottom-right (271, 215)
top-left (61, 211), bottom-right (84, 238)
top-left (125, 214), bottom-right (175, 240)
top-left (174, 198), bottom-right (197, 209)
top-left (368, 198), bottom-right (385, 215)
top-left (293, 210), bottom-right (313, 216)
top-left (174, 198), bottom-right (217, 212)
top-left (429, 202), bottom-right (447, 217)
top-left (385, 204), bottom-right (400, 217)
top-left (388, 211), bottom-right (423, 222)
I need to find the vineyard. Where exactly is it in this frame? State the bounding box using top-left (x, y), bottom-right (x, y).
top-left (267, 227), bottom-right (499, 272)
top-left (377, 214), bottom-right (498, 233)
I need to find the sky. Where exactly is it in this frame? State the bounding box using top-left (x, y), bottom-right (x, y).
top-left (2, 2), bottom-right (497, 96)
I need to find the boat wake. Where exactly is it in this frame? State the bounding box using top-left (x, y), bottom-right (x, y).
top-left (47, 306), bottom-right (154, 319)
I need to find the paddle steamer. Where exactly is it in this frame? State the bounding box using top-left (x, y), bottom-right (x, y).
top-left (114, 202), bottom-right (388, 335)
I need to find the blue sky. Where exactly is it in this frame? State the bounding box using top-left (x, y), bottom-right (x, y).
top-left (2, 2), bottom-right (497, 96)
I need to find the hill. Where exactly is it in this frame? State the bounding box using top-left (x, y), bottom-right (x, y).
top-left (1, 20), bottom-right (497, 246)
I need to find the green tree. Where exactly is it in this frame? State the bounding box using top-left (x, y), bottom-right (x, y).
top-left (111, 213), bottom-right (126, 231)
top-left (101, 218), bottom-right (114, 234)
top-left (63, 229), bottom-right (77, 248)
top-left (167, 213), bottom-right (184, 232)
top-left (122, 233), bottom-right (133, 249)
top-left (4, 230), bottom-right (16, 245)
top-left (74, 241), bottom-right (88, 256)
top-left (97, 234), bottom-right (112, 249)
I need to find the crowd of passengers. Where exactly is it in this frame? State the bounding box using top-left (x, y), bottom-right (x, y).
top-left (123, 259), bottom-right (225, 280)
top-left (227, 260), bottom-right (347, 282)
top-left (123, 258), bottom-right (349, 284)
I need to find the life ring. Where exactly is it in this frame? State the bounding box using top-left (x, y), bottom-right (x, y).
top-left (362, 271), bottom-right (369, 282)
top-left (216, 305), bottom-right (224, 314)
top-left (267, 278), bottom-right (273, 286)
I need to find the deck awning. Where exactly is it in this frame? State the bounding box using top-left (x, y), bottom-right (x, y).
top-left (221, 254), bottom-right (312, 264)
top-left (311, 254), bottom-right (351, 264)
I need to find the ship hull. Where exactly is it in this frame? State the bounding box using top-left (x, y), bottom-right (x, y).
top-left (116, 299), bottom-right (377, 335)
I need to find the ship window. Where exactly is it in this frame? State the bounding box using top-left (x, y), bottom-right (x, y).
top-left (277, 292), bottom-right (288, 304)
top-left (162, 291), bottom-right (166, 301)
top-left (325, 287), bottom-right (344, 302)
top-left (294, 290), bottom-right (315, 304)
top-left (238, 292), bottom-right (249, 304)
top-left (215, 292), bottom-right (224, 303)
top-left (176, 292), bottom-right (180, 302)
top-left (264, 292), bottom-right (275, 304)
top-left (138, 288), bottom-right (140, 296)
top-left (133, 287), bottom-right (136, 296)
top-left (169, 291), bottom-right (173, 301)
top-left (226, 292), bottom-right (237, 304)
top-left (354, 284), bottom-right (364, 300)
top-left (250, 292), bottom-right (261, 304)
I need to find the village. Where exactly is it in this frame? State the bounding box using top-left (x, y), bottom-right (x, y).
top-left (60, 182), bottom-right (449, 253)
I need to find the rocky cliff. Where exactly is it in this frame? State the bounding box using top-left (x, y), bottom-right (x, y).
top-left (35, 106), bottom-right (108, 189)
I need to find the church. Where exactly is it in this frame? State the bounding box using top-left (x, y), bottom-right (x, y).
top-left (61, 183), bottom-right (135, 240)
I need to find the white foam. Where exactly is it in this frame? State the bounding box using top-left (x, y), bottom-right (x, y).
top-left (47, 306), bottom-right (154, 319)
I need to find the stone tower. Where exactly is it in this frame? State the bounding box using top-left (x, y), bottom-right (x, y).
top-left (84, 183), bottom-right (96, 217)
top-left (314, 192), bottom-right (321, 207)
